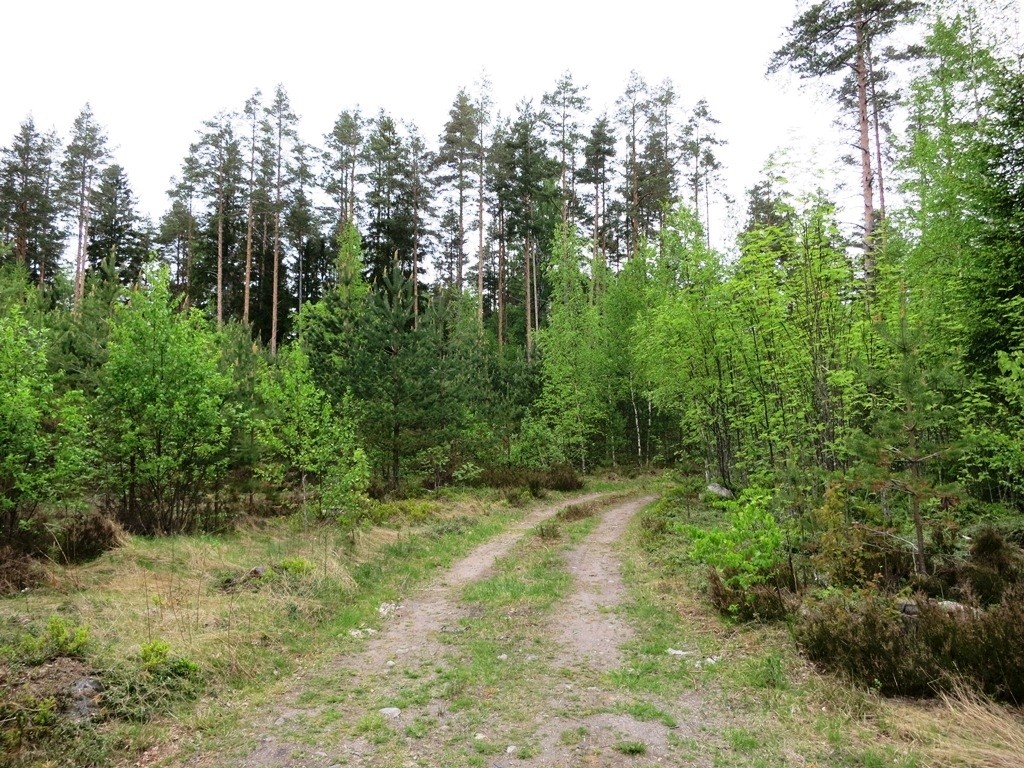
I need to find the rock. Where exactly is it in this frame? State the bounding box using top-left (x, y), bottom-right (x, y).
top-left (379, 707), bottom-right (401, 719)
top-left (497, 653), bottom-right (508, 661)
top-left (474, 733), bottom-right (486, 740)
top-left (506, 745), bottom-right (517, 754)
top-left (386, 660), bottom-right (396, 667)
top-left (666, 648), bottom-right (692, 656)
top-left (68, 677), bottom-right (103, 720)
top-left (706, 483), bottom-right (734, 499)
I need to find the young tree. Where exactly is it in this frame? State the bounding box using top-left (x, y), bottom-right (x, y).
top-left (94, 266), bottom-right (233, 534)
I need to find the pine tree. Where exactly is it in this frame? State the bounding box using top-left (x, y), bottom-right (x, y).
top-left (87, 164), bottom-right (151, 286)
top-left (190, 113), bottom-right (244, 326)
top-left (0, 117), bottom-right (63, 286)
top-left (542, 71), bottom-right (589, 226)
top-left (438, 89), bottom-right (479, 292)
top-left (680, 99), bottom-right (727, 245)
top-left (242, 89), bottom-right (263, 325)
top-left (61, 104), bottom-right (109, 307)
top-left (578, 115), bottom-right (616, 279)
top-left (323, 108), bottom-right (363, 235)
top-left (769, 0), bottom-right (924, 278)
top-left (265, 85), bottom-right (298, 354)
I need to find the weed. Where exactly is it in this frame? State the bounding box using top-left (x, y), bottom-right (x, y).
top-left (621, 700), bottom-right (677, 727)
top-left (745, 651), bottom-right (788, 690)
top-left (354, 712), bottom-right (392, 745)
top-left (614, 739), bottom-right (647, 755)
top-left (559, 726), bottom-right (588, 745)
top-left (535, 520), bottom-right (560, 540)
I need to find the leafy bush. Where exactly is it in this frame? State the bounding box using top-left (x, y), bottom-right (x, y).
top-left (94, 267), bottom-right (233, 534)
top-left (6, 616), bottom-right (90, 666)
top-left (685, 489), bottom-right (785, 614)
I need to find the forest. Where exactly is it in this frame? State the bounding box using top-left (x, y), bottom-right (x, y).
top-left (2, 0), bottom-right (1024, 717)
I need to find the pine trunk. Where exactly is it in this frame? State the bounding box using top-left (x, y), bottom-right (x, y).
top-left (855, 17), bottom-right (876, 282)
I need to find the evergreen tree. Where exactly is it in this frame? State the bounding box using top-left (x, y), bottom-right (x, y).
top-left (323, 108), bottom-right (363, 234)
top-left (542, 71), bottom-right (589, 226)
top-left (437, 89), bottom-right (479, 292)
top-left (265, 84), bottom-right (299, 354)
top-left (87, 164), bottom-right (151, 287)
top-left (769, 0), bottom-right (924, 278)
top-left (680, 99), bottom-right (727, 244)
top-left (0, 118), bottom-right (63, 287)
top-left (61, 104), bottom-right (110, 307)
top-left (578, 115), bottom-right (617, 279)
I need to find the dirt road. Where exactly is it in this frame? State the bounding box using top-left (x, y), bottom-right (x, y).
top-left (179, 493), bottom-right (716, 768)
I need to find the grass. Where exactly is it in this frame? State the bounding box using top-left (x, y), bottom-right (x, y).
top-left (0, 486), bottom-right (608, 768)
top-left (617, 492), bottom-right (927, 768)
top-left (614, 739), bottom-right (647, 755)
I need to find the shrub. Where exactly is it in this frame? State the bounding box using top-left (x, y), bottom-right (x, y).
top-left (794, 585), bottom-right (1024, 701)
top-left (94, 267), bottom-right (233, 535)
top-left (103, 641), bottom-right (204, 721)
top-left (685, 489), bottom-right (785, 615)
top-left (543, 464), bottom-right (584, 492)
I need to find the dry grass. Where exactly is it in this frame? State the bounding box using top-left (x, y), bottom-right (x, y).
top-left (911, 688), bottom-right (1024, 768)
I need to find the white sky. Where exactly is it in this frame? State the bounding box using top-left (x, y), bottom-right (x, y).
top-left (4, 0), bottom-right (1020, 238)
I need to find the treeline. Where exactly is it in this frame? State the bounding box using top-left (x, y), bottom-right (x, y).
top-left (3, 1), bottom-right (1024, 569)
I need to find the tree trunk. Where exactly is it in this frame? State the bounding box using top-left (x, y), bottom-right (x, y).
top-left (216, 199), bottom-right (224, 327)
top-left (271, 124), bottom-right (282, 356)
top-left (498, 208), bottom-right (506, 349)
top-left (243, 136), bottom-right (255, 325)
top-left (524, 236), bottom-right (532, 361)
top-left (478, 145), bottom-right (485, 324)
top-left (855, 16), bottom-right (876, 282)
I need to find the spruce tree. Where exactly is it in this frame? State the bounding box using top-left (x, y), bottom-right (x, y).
top-left (0, 118), bottom-right (63, 286)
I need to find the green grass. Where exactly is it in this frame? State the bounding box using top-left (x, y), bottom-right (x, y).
top-left (0, 487), bottom-right (620, 768)
top-left (614, 739), bottom-right (648, 755)
top-left (617, 493), bottom-right (926, 768)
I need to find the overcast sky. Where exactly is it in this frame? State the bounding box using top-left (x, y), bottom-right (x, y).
top-left (4, 0), bottom-right (1020, 237)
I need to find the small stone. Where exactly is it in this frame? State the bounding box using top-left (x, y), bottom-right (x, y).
top-left (379, 707), bottom-right (402, 719)
top-left (706, 482), bottom-right (734, 499)
top-left (475, 733), bottom-right (486, 740)
top-left (525, 654), bottom-right (537, 662)
top-left (386, 660), bottom-right (396, 667)
top-left (666, 648), bottom-right (692, 656)
top-left (506, 745), bottom-right (517, 754)
top-left (497, 653), bottom-right (508, 661)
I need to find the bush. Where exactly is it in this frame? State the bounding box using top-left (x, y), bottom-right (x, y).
top-left (794, 586), bottom-right (1024, 701)
top-left (685, 489), bottom-right (786, 615)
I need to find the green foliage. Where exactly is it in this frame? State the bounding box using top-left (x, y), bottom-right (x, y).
top-left (0, 292), bottom-right (92, 552)
top-left (685, 489), bottom-right (784, 595)
top-left (6, 616), bottom-right (90, 666)
top-left (254, 344), bottom-right (368, 520)
top-left (93, 265), bottom-right (233, 534)
top-left (535, 222), bottom-right (609, 472)
top-left (103, 640), bottom-right (204, 721)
